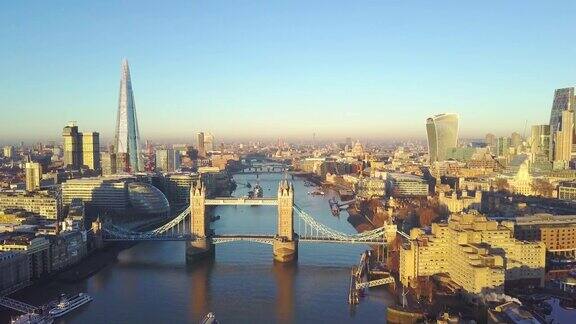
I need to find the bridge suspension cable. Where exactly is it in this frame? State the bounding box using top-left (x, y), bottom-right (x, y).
top-left (293, 204), bottom-right (387, 242)
top-left (103, 203), bottom-right (387, 245)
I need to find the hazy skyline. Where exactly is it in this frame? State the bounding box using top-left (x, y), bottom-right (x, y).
top-left (1, 1), bottom-right (575, 144)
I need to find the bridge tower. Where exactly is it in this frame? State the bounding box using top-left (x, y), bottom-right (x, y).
top-left (186, 181), bottom-right (214, 263)
top-left (273, 180), bottom-right (298, 262)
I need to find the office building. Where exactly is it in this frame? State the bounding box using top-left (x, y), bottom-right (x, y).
top-left (0, 191), bottom-right (63, 220)
top-left (400, 212), bottom-right (546, 296)
top-left (204, 133), bottom-right (214, 152)
top-left (2, 146), bottom-right (15, 159)
top-left (505, 214), bottom-right (576, 259)
top-left (496, 137), bottom-right (510, 157)
top-left (0, 234), bottom-right (51, 279)
top-left (0, 252), bottom-right (30, 295)
top-left (510, 132), bottom-right (522, 148)
top-left (554, 109), bottom-right (573, 164)
top-left (101, 152), bottom-right (117, 176)
top-left (530, 125), bottom-right (550, 158)
top-left (162, 173), bottom-right (199, 210)
top-left (61, 177), bottom-right (130, 211)
top-left (426, 113), bottom-right (459, 163)
top-left (558, 181), bottom-right (576, 201)
top-left (62, 122), bottom-right (82, 169)
top-left (82, 132), bottom-right (100, 171)
top-left (114, 59), bottom-right (141, 173)
top-left (25, 162), bottom-right (42, 192)
top-left (485, 133), bottom-right (496, 150)
top-left (61, 176), bottom-right (169, 218)
top-left (155, 149), bottom-right (181, 172)
top-left (197, 132), bottom-right (206, 158)
top-left (549, 87), bottom-right (575, 160)
top-left (388, 173), bottom-right (429, 197)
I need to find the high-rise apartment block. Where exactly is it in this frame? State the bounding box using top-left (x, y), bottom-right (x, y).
top-left (25, 162), bottom-right (42, 192)
top-left (114, 59), bottom-right (141, 173)
top-left (426, 113), bottom-right (459, 163)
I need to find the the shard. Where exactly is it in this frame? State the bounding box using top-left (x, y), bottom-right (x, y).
top-left (114, 59), bottom-right (141, 172)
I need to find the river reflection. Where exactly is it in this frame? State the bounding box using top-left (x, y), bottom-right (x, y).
top-left (2, 173), bottom-right (392, 323)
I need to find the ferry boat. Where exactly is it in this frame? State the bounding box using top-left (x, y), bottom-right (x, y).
top-left (48, 293), bottom-right (92, 318)
top-left (248, 183), bottom-right (263, 199)
top-left (200, 312), bottom-right (219, 324)
top-left (11, 314), bottom-right (53, 324)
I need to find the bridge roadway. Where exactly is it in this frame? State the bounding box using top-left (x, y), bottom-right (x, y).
top-left (103, 233), bottom-right (387, 245)
top-left (204, 197), bottom-right (278, 206)
top-left (0, 296), bottom-right (38, 313)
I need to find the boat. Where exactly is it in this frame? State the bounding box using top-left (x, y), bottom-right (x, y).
top-left (249, 183), bottom-right (263, 198)
top-left (200, 312), bottom-right (219, 324)
top-left (11, 314), bottom-right (53, 324)
top-left (48, 293), bottom-right (92, 318)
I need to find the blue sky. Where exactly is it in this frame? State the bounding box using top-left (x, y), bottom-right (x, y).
top-left (1, 1), bottom-right (575, 144)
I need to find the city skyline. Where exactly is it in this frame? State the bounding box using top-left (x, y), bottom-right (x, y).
top-left (2, 1), bottom-right (576, 143)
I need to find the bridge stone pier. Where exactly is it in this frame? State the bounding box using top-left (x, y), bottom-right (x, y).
top-left (186, 179), bottom-right (298, 264)
top-left (186, 181), bottom-right (215, 263)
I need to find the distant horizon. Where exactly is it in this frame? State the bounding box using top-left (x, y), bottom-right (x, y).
top-left (2, 2), bottom-right (574, 143)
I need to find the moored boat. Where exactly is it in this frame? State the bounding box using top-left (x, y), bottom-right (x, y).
top-left (48, 293), bottom-right (92, 318)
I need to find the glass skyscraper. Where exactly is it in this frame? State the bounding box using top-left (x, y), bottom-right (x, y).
top-left (426, 113), bottom-right (459, 163)
top-left (549, 87), bottom-right (575, 160)
top-left (114, 59), bottom-right (141, 172)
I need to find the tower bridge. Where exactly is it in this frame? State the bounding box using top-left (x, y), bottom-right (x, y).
top-left (101, 180), bottom-right (395, 263)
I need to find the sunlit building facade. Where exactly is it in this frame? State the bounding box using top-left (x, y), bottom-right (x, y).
top-left (400, 212), bottom-right (546, 296)
top-left (549, 87), bottom-right (575, 161)
top-left (82, 132), bottom-right (100, 171)
top-left (426, 113), bottom-right (459, 163)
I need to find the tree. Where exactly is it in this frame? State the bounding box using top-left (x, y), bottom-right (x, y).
top-left (531, 178), bottom-right (555, 198)
top-left (494, 178), bottom-right (510, 192)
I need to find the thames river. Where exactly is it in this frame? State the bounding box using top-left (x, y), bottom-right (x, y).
top-left (6, 173), bottom-right (392, 323)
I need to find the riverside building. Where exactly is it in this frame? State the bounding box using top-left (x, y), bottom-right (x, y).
top-left (399, 212), bottom-right (545, 298)
top-left (0, 190), bottom-right (63, 220)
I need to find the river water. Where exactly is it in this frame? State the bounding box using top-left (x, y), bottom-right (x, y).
top-left (4, 173), bottom-right (392, 323)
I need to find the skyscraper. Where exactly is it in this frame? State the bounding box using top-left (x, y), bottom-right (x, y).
top-left (62, 122), bottom-right (82, 169)
top-left (530, 124), bottom-right (550, 157)
top-left (155, 148), bottom-right (181, 172)
top-left (510, 132), bottom-right (522, 148)
top-left (197, 132), bottom-right (206, 158)
top-left (554, 109), bottom-right (574, 165)
top-left (426, 113), bottom-right (459, 163)
top-left (101, 151), bottom-right (117, 176)
top-left (549, 87), bottom-right (575, 160)
top-left (204, 133), bottom-right (214, 153)
top-left (82, 132), bottom-right (100, 171)
top-left (485, 133), bottom-right (496, 149)
top-left (25, 162), bottom-right (42, 192)
top-left (114, 59), bottom-right (141, 173)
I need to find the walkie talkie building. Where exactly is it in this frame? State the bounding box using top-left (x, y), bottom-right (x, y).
top-left (426, 113), bottom-right (459, 163)
top-left (114, 59), bottom-right (141, 173)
